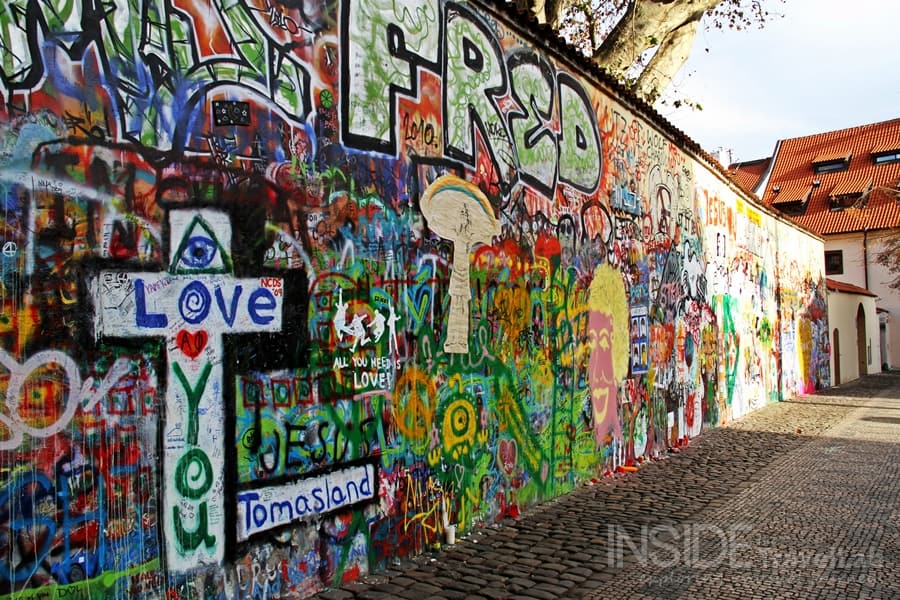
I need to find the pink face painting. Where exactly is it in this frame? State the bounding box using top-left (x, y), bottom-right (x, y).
top-left (587, 309), bottom-right (622, 444)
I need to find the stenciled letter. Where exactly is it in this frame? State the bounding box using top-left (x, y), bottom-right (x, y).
top-left (443, 3), bottom-right (514, 192)
top-left (343, 0), bottom-right (440, 152)
top-left (508, 50), bottom-right (558, 198)
top-left (558, 72), bottom-right (601, 192)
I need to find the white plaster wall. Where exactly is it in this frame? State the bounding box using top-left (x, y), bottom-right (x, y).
top-left (827, 291), bottom-right (880, 384)
top-left (867, 232), bottom-right (900, 369)
top-left (824, 231), bottom-right (900, 369)
top-left (825, 234), bottom-right (865, 288)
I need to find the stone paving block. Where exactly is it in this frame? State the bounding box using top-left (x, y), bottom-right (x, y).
top-left (338, 582), bottom-right (371, 594)
top-left (560, 572), bottom-right (587, 584)
top-left (516, 557), bottom-right (543, 568)
top-left (354, 591), bottom-right (394, 600)
top-left (528, 577), bottom-right (566, 589)
top-left (566, 566), bottom-right (596, 578)
top-left (387, 576), bottom-right (417, 588)
top-left (537, 562), bottom-right (567, 573)
top-left (533, 581), bottom-right (575, 594)
top-left (578, 579), bottom-right (604, 591)
top-left (499, 567), bottom-right (532, 579)
top-left (408, 591), bottom-right (467, 600)
top-left (370, 582), bottom-right (407, 595)
top-left (409, 581), bottom-right (444, 595)
top-left (316, 590), bottom-right (355, 600)
top-left (517, 587), bottom-right (564, 600)
top-left (441, 579), bottom-right (481, 594)
top-left (507, 576), bottom-right (536, 590)
top-left (430, 576), bottom-right (465, 588)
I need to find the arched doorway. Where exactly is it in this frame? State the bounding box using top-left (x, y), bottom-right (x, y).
top-left (856, 304), bottom-right (867, 377)
top-left (833, 328), bottom-right (841, 384)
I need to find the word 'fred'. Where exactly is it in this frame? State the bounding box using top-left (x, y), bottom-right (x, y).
top-left (92, 210), bottom-right (283, 571)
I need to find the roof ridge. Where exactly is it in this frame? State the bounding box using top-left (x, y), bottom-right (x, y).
top-left (779, 117), bottom-right (900, 145)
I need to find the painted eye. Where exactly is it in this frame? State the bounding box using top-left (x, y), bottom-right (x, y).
top-left (597, 331), bottom-right (611, 351)
top-left (181, 236), bottom-right (217, 268)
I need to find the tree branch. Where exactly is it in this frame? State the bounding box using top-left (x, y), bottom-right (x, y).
top-left (634, 18), bottom-right (701, 103)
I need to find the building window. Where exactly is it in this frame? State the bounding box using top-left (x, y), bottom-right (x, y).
top-left (825, 250), bottom-right (844, 275)
top-left (813, 159), bottom-right (849, 174)
top-left (873, 151), bottom-right (900, 165)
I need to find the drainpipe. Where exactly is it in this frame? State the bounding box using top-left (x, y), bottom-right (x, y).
top-left (863, 229), bottom-right (869, 290)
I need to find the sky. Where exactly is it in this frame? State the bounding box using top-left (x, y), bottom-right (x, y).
top-left (655, 0), bottom-right (900, 165)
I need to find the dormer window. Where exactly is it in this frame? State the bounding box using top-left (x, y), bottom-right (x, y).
top-left (769, 183), bottom-right (811, 216)
top-left (813, 159), bottom-right (849, 174)
top-left (814, 160), bottom-right (848, 173)
top-left (777, 201), bottom-right (807, 216)
top-left (830, 193), bottom-right (861, 210)
top-left (828, 177), bottom-right (872, 211)
top-left (812, 151), bottom-right (851, 174)
top-left (869, 141), bottom-right (900, 165)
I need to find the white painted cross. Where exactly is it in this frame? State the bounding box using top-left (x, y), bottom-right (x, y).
top-left (92, 209), bottom-right (283, 571)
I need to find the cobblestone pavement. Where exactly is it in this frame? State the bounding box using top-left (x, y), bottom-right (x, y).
top-left (313, 373), bottom-right (900, 600)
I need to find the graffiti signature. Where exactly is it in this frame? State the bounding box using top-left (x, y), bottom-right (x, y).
top-left (0, 349), bottom-right (133, 450)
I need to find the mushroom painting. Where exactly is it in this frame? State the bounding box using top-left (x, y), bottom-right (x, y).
top-left (420, 174), bottom-right (501, 354)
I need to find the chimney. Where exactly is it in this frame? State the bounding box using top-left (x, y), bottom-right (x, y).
top-left (714, 147), bottom-right (734, 167)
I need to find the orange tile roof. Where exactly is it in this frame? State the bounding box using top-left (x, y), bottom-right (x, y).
top-left (826, 278), bottom-right (878, 297)
top-left (760, 118), bottom-right (900, 235)
top-left (727, 158), bottom-right (771, 193)
top-left (770, 183), bottom-right (811, 205)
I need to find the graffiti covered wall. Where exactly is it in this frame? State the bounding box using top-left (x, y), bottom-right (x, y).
top-left (0, 0), bottom-right (828, 597)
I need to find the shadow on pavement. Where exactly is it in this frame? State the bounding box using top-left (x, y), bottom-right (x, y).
top-left (860, 415), bottom-right (900, 424)
top-left (782, 401), bottom-right (900, 410)
top-left (810, 371), bottom-right (900, 399)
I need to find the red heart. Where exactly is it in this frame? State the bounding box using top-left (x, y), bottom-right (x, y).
top-left (177, 329), bottom-right (208, 359)
top-left (498, 439), bottom-right (517, 476)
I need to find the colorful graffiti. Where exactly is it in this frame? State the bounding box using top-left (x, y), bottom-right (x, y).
top-left (0, 0), bottom-right (828, 598)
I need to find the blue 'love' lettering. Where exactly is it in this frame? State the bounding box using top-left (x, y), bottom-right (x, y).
top-left (134, 279), bottom-right (277, 329)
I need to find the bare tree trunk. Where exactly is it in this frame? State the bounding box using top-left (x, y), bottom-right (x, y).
top-left (545, 0), bottom-right (564, 29)
top-left (516, 0), bottom-right (546, 22)
top-left (521, 0), bottom-right (728, 103)
top-left (590, 0), bottom-right (645, 73)
top-left (518, 0), bottom-right (564, 28)
top-left (635, 18), bottom-right (700, 103)
top-left (592, 0), bottom-right (718, 91)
